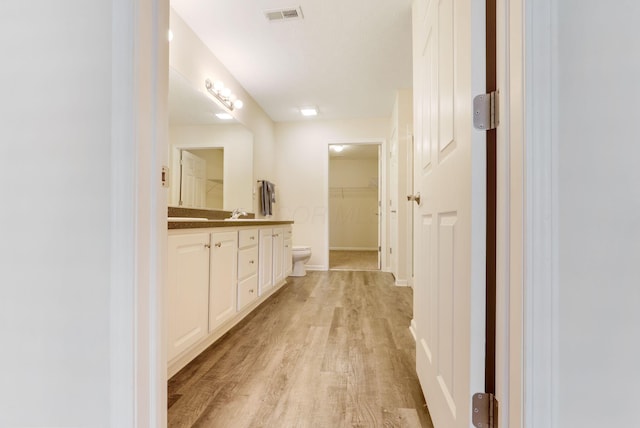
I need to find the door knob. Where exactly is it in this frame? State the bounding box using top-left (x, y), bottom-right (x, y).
top-left (407, 193), bottom-right (421, 205)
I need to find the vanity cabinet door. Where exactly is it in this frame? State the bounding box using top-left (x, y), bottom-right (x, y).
top-left (259, 228), bottom-right (273, 295)
top-left (167, 232), bottom-right (210, 361)
top-left (284, 226), bottom-right (293, 277)
top-left (273, 228), bottom-right (285, 286)
top-left (209, 230), bottom-right (238, 332)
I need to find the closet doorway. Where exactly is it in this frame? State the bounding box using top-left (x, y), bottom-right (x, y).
top-left (328, 143), bottom-right (380, 271)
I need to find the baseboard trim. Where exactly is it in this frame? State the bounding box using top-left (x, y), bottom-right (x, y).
top-left (305, 264), bottom-right (327, 271)
top-left (409, 319), bottom-right (417, 342)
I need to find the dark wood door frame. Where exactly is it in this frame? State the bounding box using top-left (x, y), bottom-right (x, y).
top-left (485, 0), bottom-right (498, 395)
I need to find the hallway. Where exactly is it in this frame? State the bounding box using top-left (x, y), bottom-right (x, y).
top-left (329, 250), bottom-right (379, 271)
top-left (167, 271), bottom-right (433, 427)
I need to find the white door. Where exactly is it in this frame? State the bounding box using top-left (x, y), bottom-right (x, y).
top-left (412, 0), bottom-right (486, 426)
top-left (180, 150), bottom-right (206, 208)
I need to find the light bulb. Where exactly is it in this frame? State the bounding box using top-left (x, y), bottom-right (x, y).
top-left (300, 107), bottom-right (318, 116)
top-left (234, 100), bottom-right (244, 109)
top-left (213, 81), bottom-right (224, 92)
top-left (221, 88), bottom-right (232, 98)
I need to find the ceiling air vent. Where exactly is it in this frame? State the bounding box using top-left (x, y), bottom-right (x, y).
top-left (265, 6), bottom-right (304, 22)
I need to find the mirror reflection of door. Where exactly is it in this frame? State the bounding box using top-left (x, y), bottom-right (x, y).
top-left (328, 143), bottom-right (380, 271)
top-left (179, 148), bottom-right (224, 209)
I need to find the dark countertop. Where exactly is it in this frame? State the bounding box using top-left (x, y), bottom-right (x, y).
top-left (167, 206), bottom-right (292, 230)
top-left (168, 219), bottom-right (294, 230)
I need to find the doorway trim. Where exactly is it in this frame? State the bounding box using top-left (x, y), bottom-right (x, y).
top-left (111, 0), bottom-right (169, 425)
top-left (325, 138), bottom-right (387, 272)
top-left (494, 0), bottom-right (558, 426)
top-left (522, 0), bottom-right (558, 426)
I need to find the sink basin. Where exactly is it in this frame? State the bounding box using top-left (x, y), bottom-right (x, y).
top-left (168, 217), bottom-right (210, 222)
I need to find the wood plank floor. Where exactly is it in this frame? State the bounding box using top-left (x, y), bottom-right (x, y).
top-left (168, 271), bottom-right (434, 428)
top-left (329, 250), bottom-right (379, 271)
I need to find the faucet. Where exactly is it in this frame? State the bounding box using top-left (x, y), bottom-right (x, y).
top-left (230, 208), bottom-right (248, 220)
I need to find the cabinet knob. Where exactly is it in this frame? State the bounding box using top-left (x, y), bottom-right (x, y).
top-left (204, 244), bottom-right (211, 249)
top-left (250, 236), bottom-right (255, 240)
top-left (249, 289), bottom-right (255, 293)
top-left (249, 260), bottom-right (255, 264)
top-left (215, 242), bottom-right (222, 248)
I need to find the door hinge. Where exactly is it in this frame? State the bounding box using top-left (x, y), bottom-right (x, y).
top-left (473, 91), bottom-right (499, 130)
top-left (472, 392), bottom-right (498, 428)
top-left (161, 166), bottom-right (170, 188)
top-left (378, 246), bottom-right (381, 252)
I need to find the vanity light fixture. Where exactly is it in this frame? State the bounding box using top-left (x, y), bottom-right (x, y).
top-left (205, 79), bottom-right (244, 111)
top-left (300, 106), bottom-right (318, 117)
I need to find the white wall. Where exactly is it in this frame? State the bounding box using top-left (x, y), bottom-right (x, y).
top-left (169, 9), bottom-right (277, 216)
top-left (0, 1), bottom-right (168, 426)
top-left (0, 2), bottom-right (111, 425)
top-left (329, 158), bottom-right (379, 250)
top-left (552, 2), bottom-right (640, 426)
top-left (275, 118), bottom-right (389, 270)
top-left (170, 125), bottom-right (253, 211)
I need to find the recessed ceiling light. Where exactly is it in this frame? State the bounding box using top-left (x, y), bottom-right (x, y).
top-left (300, 107), bottom-right (318, 117)
top-left (331, 145), bottom-right (344, 152)
top-left (216, 113), bottom-right (233, 120)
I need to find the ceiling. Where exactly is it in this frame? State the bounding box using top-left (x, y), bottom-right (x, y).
top-left (329, 144), bottom-right (379, 160)
top-left (170, 0), bottom-right (413, 123)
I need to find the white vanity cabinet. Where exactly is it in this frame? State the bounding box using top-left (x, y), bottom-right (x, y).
top-left (259, 226), bottom-right (293, 294)
top-left (258, 228), bottom-right (274, 296)
top-left (208, 230), bottom-right (238, 332)
top-left (237, 229), bottom-right (259, 311)
top-left (167, 221), bottom-right (293, 378)
top-left (167, 232), bottom-right (211, 361)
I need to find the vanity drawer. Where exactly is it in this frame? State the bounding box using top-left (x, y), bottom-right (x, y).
top-left (284, 227), bottom-right (293, 240)
top-left (237, 274), bottom-right (258, 311)
top-left (238, 229), bottom-right (259, 248)
top-left (238, 245), bottom-right (258, 279)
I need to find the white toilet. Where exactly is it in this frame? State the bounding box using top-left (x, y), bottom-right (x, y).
top-left (291, 246), bottom-right (312, 277)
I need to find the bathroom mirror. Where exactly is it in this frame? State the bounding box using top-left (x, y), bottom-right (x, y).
top-left (168, 68), bottom-right (254, 211)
